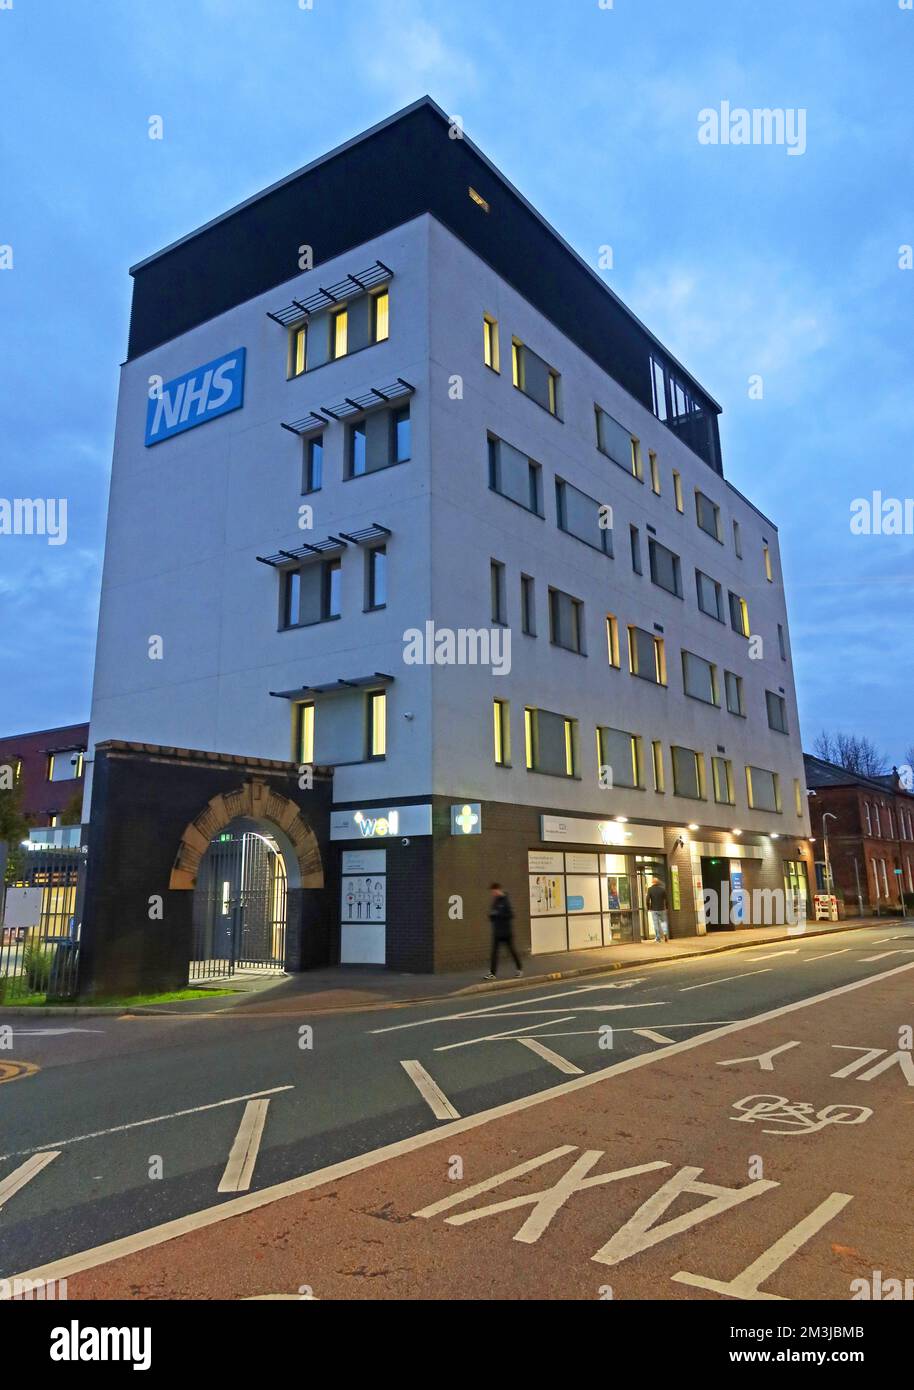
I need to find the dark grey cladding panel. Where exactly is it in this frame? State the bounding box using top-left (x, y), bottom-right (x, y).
top-left (126, 101), bottom-right (721, 473)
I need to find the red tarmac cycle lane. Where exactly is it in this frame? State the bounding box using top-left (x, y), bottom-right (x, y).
top-left (44, 967), bottom-right (914, 1300)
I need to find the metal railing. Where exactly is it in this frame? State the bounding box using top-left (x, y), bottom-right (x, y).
top-left (0, 847), bottom-right (85, 1001)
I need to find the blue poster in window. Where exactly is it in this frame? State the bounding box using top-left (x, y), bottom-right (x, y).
top-left (145, 348), bottom-right (246, 446)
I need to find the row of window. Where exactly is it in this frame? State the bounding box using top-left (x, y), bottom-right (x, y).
top-left (301, 404), bottom-right (410, 493)
top-left (289, 288), bottom-right (389, 377)
top-left (863, 800), bottom-right (914, 840)
top-left (487, 429), bottom-right (786, 654)
top-left (281, 546), bottom-right (386, 630)
top-left (482, 317), bottom-right (768, 577)
top-left (490, 561), bottom-right (789, 730)
top-left (491, 698), bottom-right (799, 813)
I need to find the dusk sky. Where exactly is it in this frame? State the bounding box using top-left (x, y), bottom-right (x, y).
top-left (1, 0), bottom-right (911, 759)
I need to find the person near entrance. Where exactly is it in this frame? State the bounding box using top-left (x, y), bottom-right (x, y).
top-left (485, 883), bottom-right (523, 980)
top-left (646, 876), bottom-right (669, 943)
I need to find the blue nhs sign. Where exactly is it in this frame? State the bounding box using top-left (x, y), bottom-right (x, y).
top-left (145, 348), bottom-right (246, 446)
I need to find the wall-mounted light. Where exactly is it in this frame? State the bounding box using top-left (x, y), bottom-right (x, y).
top-left (732, 828), bottom-right (742, 837)
top-left (770, 833), bottom-right (780, 840)
top-left (615, 816), bottom-right (628, 823)
top-left (687, 823), bottom-right (700, 831)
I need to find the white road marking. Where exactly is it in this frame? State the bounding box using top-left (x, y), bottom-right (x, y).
top-left (672, 1191), bottom-right (853, 1300)
top-left (631, 1028), bottom-right (678, 1044)
top-left (15, 959), bottom-right (914, 1288)
top-left (0, 1152), bottom-right (60, 1209)
top-left (516, 1037), bottom-right (584, 1075)
top-left (717, 1041), bottom-right (801, 1071)
top-left (0, 1086), bottom-right (294, 1162)
top-left (680, 970), bottom-right (771, 992)
top-left (801, 949), bottom-right (850, 962)
top-left (217, 1100), bottom-right (270, 1194)
top-left (9, 1029), bottom-right (106, 1037)
top-left (860, 950), bottom-right (914, 962)
top-left (400, 1061), bottom-right (460, 1120)
top-left (369, 981), bottom-right (648, 1034)
top-left (741, 950), bottom-right (800, 962)
top-left (435, 1016), bottom-right (577, 1051)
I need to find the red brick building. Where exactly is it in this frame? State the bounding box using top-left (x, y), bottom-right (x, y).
top-left (804, 754), bottom-right (914, 914)
top-left (0, 722), bottom-right (89, 827)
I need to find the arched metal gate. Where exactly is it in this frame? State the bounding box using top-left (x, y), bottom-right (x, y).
top-left (190, 830), bottom-right (287, 980)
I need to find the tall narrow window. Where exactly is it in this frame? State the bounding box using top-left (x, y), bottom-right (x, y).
top-left (649, 452), bottom-right (661, 494)
top-left (303, 434), bottom-right (323, 493)
top-left (729, 591), bottom-right (750, 637)
top-left (763, 543), bottom-right (773, 582)
top-left (652, 740), bottom-right (665, 792)
top-left (631, 437), bottom-right (644, 481)
top-left (630, 525), bottom-right (642, 575)
top-left (331, 307), bottom-right (348, 360)
top-left (372, 289), bottom-right (389, 343)
top-left (324, 557), bottom-right (342, 619)
top-left (368, 691), bottom-right (387, 758)
top-left (367, 546), bottom-right (387, 610)
top-left (483, 315), bottom-right (500, 372)
top-left (673, 470), bottom-right (684, 513)
top-left (491, 560), bottom-right (507, 625)
top-left (712, 756), bottom-right (734, 805)
top-left (291, 324), bottom-right (307, 377)
top-left (524, 707), bottom-right (535, 769)
top-left (393, 406), bottom-right (411, 463)
top-left (283, 570), bottom-right (302, 628)
top-left (297, 703), bottom-right (315, 763)
top-left (493, 699), bottom-right (510, 765)
top-left (778, 623), bottom-right (788, 660)
top-left (521, 574), bottom-right (536, 635)
top-left (564, 718), bottom-right (576, 777)
top-left (605, 614), bottom-right (620, 668)
top-left (732, 519), bottom-right (742, 557)
top-left (351, 422), bottom-right (367, 477)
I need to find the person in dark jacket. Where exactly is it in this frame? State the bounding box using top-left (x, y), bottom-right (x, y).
top-left (485, 882), bottom-right (523, 979)
top-left (646, 876), bottom-right (669, 942)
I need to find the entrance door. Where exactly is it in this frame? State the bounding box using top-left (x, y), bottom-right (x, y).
top-left (634, 857), bottom-right (668, 941)
top-left (191, 830), bottom-right (287, 980)
top-left (699, 855), bottom-right (730, 930)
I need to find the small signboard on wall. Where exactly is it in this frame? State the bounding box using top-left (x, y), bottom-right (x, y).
top-left (340, 849), bottom-right (387, 962)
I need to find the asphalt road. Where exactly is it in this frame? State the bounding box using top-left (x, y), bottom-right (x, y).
top-left (2, 921), bottom-right (913, 1284)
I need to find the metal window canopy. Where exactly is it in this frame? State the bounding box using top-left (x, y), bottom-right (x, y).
top-left (256, 534), bottom-right (348, 568)
top-left (267, 261), bottom-right (393, 328)
top-left (269, 672), bottom-right (395, 700)
top-left (280, 380), bottom-right (413, 436)
top-left (338, 522), bottom-right (391, 547)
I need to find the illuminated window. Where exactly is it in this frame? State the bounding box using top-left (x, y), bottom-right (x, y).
top-left (605, 614), bottom-right (620, 668)
top-left (728, 591), bottom-right (750, 637)
top-left (483, 315), bottom-right (500, 372)
top-left (672, 745), bottom-right (705, 800)
top-left (511, 339), bottom-right (521, 388)
top-left (794, 779), bottom-right (803, 817)
top-left (673, 470), bottom-right (684, 513)
top-left (290, 324), bottom-right (307, 377)
top-left (468, 186), bottom-right (490, 212)
top-left (564, 718), bottom-right (576, 777)
top-left (372, 289), bottom-right (389, 343)
top-left (631, 437), bottom-right (644, 481)
top-left (493, 699), bottom-right (510, 766)
top-left (763, 543), bottom-right (773, 582)
top-left (524, 707), bottom-right (535, 769)
top-left (512, 338), bottom-right (561, 416)
top-left (746, 765), bottom-right (781, 813)
top-left (331, 308), bottom-right (348, 360)
top-left (652, 740), bottom-right (665, 792)
top-left (650, 452), bottom-right (661, 495)
top-left (297, 703), bottom-right (315, 763)
top-left (368, 691), bottom-right (387, 758)
top-left (713, 757), bottom-right (734, 805)
top-left (628, 626), bottom-right (666, 685)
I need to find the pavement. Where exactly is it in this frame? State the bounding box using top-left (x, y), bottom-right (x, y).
top-left (3, 919), bottom-right (914, 1293)
top-left (17, 947), bottom-right (914, 1301)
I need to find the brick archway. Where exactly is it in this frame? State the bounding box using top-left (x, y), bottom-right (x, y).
top-left (169, 779), bottom-right (324, 890)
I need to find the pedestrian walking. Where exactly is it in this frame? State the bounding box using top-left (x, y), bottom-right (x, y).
top-left (646, 876), bottom-right (670, 943)
top-left (484, 882), bottom-right (523, 979)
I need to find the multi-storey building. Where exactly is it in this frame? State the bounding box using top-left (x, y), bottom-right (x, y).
top-left (86, 98), bottom-right (812, 974)
top-left (0, 722), bottom-right (88, 827)
top-left (805, 754), bottom-right (914, 914)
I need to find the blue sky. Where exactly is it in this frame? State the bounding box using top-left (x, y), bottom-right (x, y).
top-left (1, 0), bottom-right (911, 758)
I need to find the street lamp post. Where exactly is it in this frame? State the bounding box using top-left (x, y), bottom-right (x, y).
top-left (822, 812), bottom-right (838, 899)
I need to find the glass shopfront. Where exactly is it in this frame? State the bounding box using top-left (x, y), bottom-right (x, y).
top-left (528, 849), bottom-right (665, 953)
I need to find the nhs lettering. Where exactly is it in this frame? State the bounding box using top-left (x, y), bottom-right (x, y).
top-left (145, 348), bottom-right (246, 446)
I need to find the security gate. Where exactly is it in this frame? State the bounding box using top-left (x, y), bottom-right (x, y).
top-left (190, 830), bottom-right (287, 980)
top-left (0, 847), bottom-right (85, 1001)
